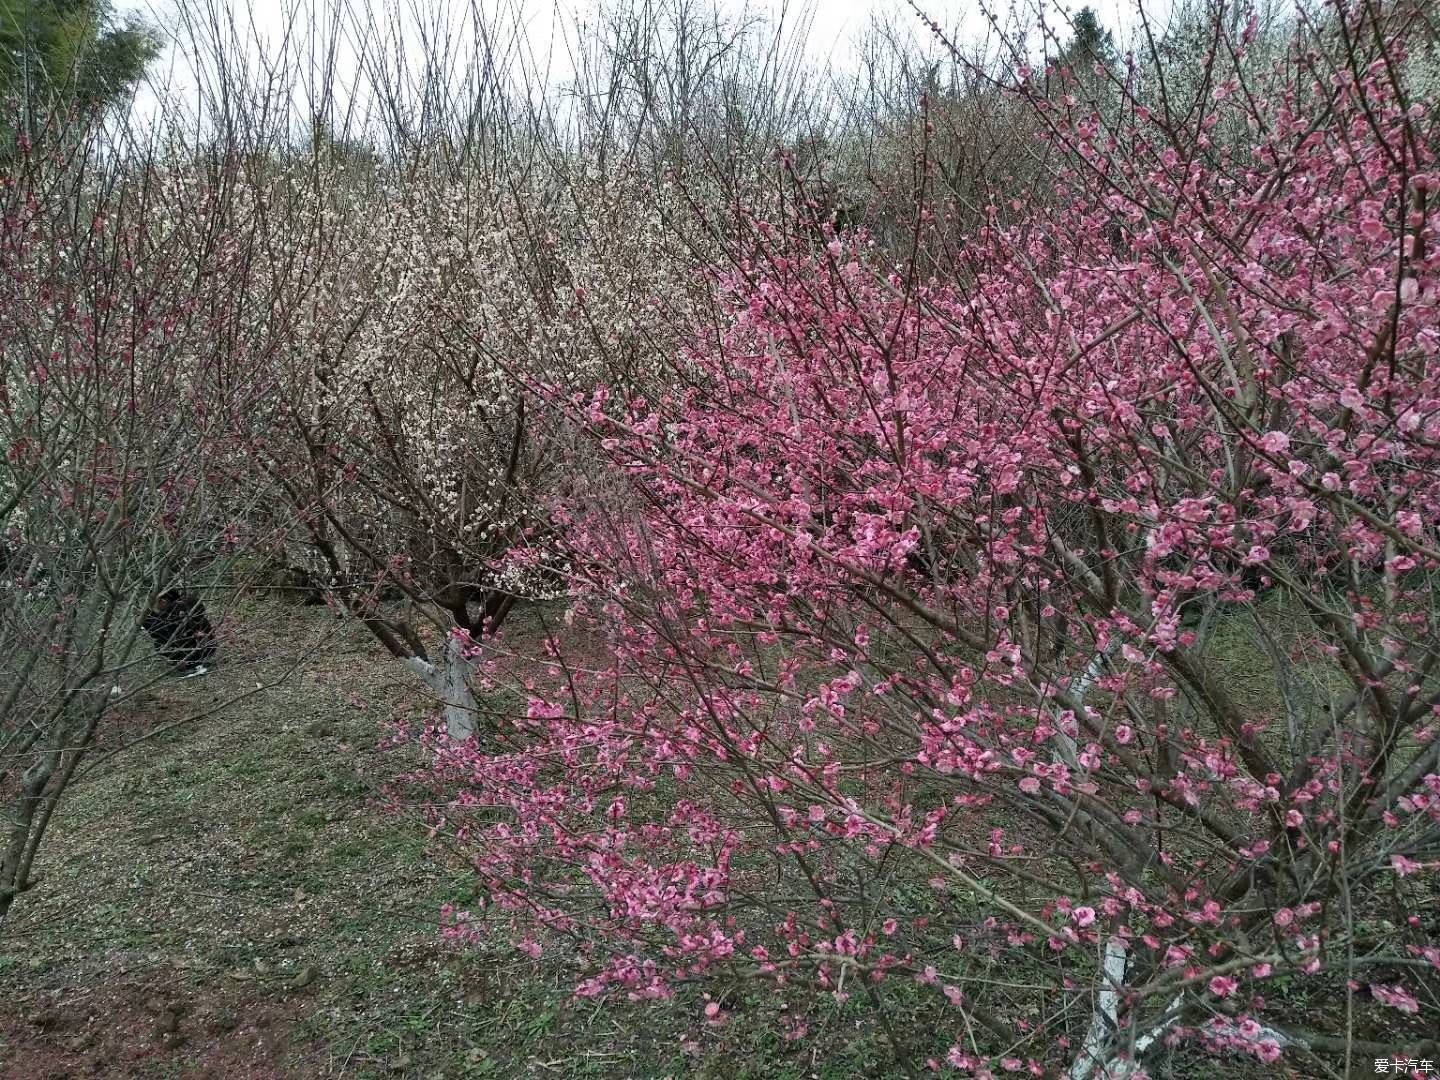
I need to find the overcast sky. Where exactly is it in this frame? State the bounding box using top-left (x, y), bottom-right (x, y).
top-left (122, 0), bottom-right (1148, 135)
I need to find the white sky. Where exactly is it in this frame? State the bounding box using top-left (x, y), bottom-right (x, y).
top-left (120, 0), bottom-right (1147, 136)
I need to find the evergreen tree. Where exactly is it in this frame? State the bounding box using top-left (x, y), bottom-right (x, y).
top-left (1, 0), bottom-right (160, 148)
top-left (1058, 7), bottom-right (1115, 73)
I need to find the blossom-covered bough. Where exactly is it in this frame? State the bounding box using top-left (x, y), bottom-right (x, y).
top-left (423, 3), bottom-right (1440, 1074)
top-left (0, 127), bottom-right (280, 926)
top-left (234, 142), bottom-right (705, 738)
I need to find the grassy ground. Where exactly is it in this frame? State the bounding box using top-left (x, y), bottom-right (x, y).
top-left (10, 590), bottom-right (1403, 1078)
top-left (0, 600), bottom-right (921, 1080)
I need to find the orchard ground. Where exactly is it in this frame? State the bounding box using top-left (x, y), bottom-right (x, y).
top-left (0, 591), bottom-right (1419, 1077)
top-left (0, 597), bottom-right (975, 1080)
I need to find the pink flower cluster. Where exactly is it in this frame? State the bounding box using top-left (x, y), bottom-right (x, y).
top-left (423, 29), bottom-right (1440, 1075)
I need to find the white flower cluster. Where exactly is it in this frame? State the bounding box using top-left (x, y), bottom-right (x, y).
top-left (238, 150), bottom-right (705, 591)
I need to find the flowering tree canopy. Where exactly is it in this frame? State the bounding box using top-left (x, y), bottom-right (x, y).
top-left (426, 8), bottom-right (1440, 1075)
top-left (0, 140), bottom-right (268, 923)
top-left (237, 153), bottom-right (704, 738)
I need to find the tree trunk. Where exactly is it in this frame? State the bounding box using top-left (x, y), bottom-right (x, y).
top-left (402, 633), bottom-right (478, 740)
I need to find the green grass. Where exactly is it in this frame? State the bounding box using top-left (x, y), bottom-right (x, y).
top-left (0, 600), bottom-right (954, 1079)
top-left (12, 590), bottom-right (1397, 1078)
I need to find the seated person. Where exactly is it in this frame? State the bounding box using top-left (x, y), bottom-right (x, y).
top-left (141, 588), bottom-right (216, 676)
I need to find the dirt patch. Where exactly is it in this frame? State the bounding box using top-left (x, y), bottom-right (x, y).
top-left (3, 970), bottom-right (311, 1079)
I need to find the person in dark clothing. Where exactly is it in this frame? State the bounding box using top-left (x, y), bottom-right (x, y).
top-left (141, 589), bottom-right (216, 675)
